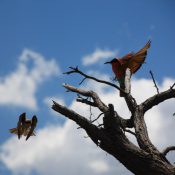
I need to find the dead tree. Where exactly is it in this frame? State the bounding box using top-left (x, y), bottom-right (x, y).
top-left (52, 66), bottom-right (175, 175)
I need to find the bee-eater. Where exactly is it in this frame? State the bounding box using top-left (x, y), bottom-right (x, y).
top-left (9, 113), bottom-right (38, 140)
top-left (105, 40), bottom-right (151, 96)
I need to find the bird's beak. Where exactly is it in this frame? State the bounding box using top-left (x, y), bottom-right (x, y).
top-left (104, 61), bottom-right (111, 64)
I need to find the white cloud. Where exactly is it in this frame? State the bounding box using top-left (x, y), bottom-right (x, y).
top-left (0, 49), bottom-right (60, 110)
top-left (0, 121), bottom-right (123, 175)
top-left (89, 160), bottom-right (109, 173)
top-left (0, 76), bottom-right (175, 175)
top-left (82, 48), bottom-right (118, 66)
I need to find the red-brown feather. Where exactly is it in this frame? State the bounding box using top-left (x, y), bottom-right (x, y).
top-left (111, 41), bottom-right (150, 79)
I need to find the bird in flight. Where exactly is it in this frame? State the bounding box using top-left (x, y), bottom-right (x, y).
top-left (9, 112), bottom-right (38, 140)
top-left (105, 40), bottom-right (151, 96)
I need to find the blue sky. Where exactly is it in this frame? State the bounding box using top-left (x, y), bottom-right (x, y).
top-left (0, 1), bottom-right (175, 175)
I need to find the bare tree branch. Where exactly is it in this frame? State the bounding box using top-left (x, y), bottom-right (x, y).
top-left (64, 66), bottom-right (124, 93)
top-left (124, 94), bottom-right (137, 114)
top-left (141, 88), bottom-right (175, 113)
top-left (63, 83), bottom-right (134, 129)
top-left (76, 96), bottom-right (97, 107)
top-left (133, 106), bottom-right (160, 154)
top-left (170, 83), bottom-right (175, 89)
top-left (79, 77), bottom-right (87, 85)
top-left (162, 146), bottom-right (175, 156)
top-left (150, 70), bottom-right (159, 94)
top-left (52, 100), bottom-right (91, 127)
top-left (63, 83), bottom-right (108, 112)
top-left (91, 112), bottom-right (104, 123)
top-left (64, 67), bottom-right (138, 115)
top-left (52, 100), bottom-right (102, 145)
top-left (124, 129), bottom-right (136, 136)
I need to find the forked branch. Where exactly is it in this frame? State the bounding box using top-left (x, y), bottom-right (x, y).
top-left (162, 146), bottom-right (175, 156)
top-left (64, 67), bottom-right (137, 114)
top-left (63, 83), bottom-right (108, 112)
top-left (52, 100), bottom-right (102, 145)
top-left (52, 100), bottom-right (92, 128)
top-left (64, 66), bottom-right (124, 92)
top-left (150, 70), bottom-right (159, 94)
top-left (76, 95), bottom-right (97, 107)
top-left (141, 88), bottom-right (175, 113)
top-left (63, 83), bottom-right (134, 129)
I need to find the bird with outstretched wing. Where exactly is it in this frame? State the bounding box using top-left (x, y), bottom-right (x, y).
top-left (9, 113), bottom-right (38, 140)
top-left (105, 40), bottom-right (151, 96)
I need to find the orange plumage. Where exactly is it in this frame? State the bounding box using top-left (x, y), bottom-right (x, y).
top-left (105, 40), bottom-right (151, 96)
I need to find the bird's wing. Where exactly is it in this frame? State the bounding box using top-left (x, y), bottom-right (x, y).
top-left (23, 128), bottom-right (36, 136)
top-left (120, 53), bottom-right (133, 65)
top-left (17, 113), bottom-right (26, 139)
top-left (26, 115), bottom-right (38, 140)
top-left (127, 40), bottom-right (151, 73)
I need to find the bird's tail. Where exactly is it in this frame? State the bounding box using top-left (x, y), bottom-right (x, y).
top-left (9, 128), bottom-right (18, 135)
top-left (23, 129), bottom-right (36, 136)
top-left (9, 128), bottom-right (36, 137)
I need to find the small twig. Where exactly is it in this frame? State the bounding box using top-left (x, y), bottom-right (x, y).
top-left (76, 98), bottom-right (96, 107)
top-left (64, 66), bottom-right (125, 93)
top-left (63, 83), bottom-right (108, 113)
top-left (110, 77), bottom-right (116, 82)
top-left (76, 95), bottom-right (97, 107)
top-left (98, 124), bottom-right (104, 128)
top-left (149, 70), bottom-right (159, 94)
top-left (91, 113), bottom-right (104, 123)
top-left (170, 82), bottom-right (175, 89)
top-left (63, 66), bottom-right (79, 74)
top-left (124, 129), bottom-right (136, 136)
top-left (79, 77), bottom-right (87, 85)
top-left (162, 146), bottom-right (175, 156)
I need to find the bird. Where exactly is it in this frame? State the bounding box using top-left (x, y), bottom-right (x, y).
top-left (9, 113), bottom-right (38, 140)
top-left (104, 40), bottom-right (151, 96)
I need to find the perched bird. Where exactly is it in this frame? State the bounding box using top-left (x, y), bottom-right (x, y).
top-left (9, 113), bottom-right (38, 140)
top-left (105, 40), bottom-right (151, 96)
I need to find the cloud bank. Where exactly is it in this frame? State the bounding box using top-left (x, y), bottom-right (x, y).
top-left (0, 49), bottom-right (60, 110)
top-left (82, 48), bottom-right (118, 66)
